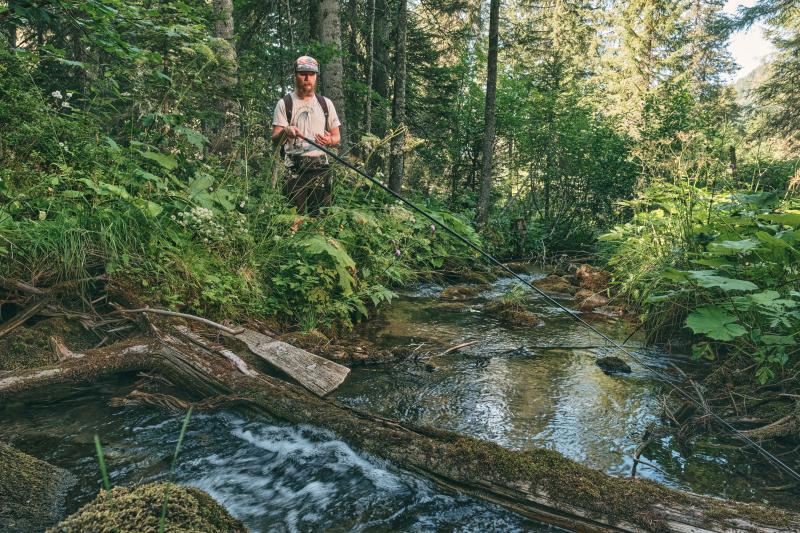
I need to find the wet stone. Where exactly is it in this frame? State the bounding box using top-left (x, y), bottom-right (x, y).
top-left (533, 274), bottom-right (578, 295)
top-left (596, 356), bottom-right (632, 375)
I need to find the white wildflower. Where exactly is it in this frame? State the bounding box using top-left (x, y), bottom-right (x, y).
top-left (61, 101), bottom-right (70, 108)
top-left (51, 90), bottom-right (62, 99)
top-left (239, 201), bottom-right (245, 208)
top-left (66, 92), bottom-right (73, 98)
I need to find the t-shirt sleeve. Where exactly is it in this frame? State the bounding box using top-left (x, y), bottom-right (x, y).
top-left (272, 98), bottom-right (288, 127)
top-left (325, 98), bottom-right (342, 130)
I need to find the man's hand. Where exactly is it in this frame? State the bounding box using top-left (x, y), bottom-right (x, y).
top-left (285, 126), bottom-right (302, 139)
top-left (314, 132), bottom-right (334, 146)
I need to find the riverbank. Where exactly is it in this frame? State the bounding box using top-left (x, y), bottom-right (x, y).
top-left (2, 268), bottom-right (800, 531)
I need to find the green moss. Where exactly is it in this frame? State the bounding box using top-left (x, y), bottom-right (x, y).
top-left (0, 318), bottom-right (97, 371)
top-left (0, 441), bottom-right (75, 532)
top-left (48, 482), bottom-right (248, 533)
top-left (440, 437), bottom-right (673, 531)
top-left (484, 300), bottom-right (543, 327)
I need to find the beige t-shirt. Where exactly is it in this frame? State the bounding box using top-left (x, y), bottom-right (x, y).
top-left (272, 92), bottom-right (341, 158)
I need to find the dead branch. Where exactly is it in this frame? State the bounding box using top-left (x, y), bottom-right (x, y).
top-left (0, 295), bottom-right (52, 339)
top-left (114, 306), bottom-right (245, 335)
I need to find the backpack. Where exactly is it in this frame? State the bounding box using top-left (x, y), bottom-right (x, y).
top-left (280, 93), bottom-right (330, 158)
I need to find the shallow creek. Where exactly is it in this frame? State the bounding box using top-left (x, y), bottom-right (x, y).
top-left (1, 272), bottom-right (797, 531)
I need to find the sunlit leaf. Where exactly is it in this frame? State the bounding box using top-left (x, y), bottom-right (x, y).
top-left (687, 270), bottom-right (758, 292)
top-left (686, 306), bottom-right (748, 341)
top-left (142, 151), bottom-right (178, 170)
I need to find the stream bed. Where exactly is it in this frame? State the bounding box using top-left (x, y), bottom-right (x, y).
top-left (1, 272), bottom-right (798, 531)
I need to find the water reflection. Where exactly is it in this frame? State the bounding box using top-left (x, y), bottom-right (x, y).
top-left (335, 277), bottom-right (800, 509)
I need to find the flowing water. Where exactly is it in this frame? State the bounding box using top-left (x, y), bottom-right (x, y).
top-left (1, 272), bottom-right (798, 532)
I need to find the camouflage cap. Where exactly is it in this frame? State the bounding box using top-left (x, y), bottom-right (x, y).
top-left (295, 56), bottom-right (320, 73)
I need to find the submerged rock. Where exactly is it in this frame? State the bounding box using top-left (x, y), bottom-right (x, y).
top-left (0, 441), bottom-right (76, 532)
top-left (533, 274), bottom-right (578, 295)
top-left (596, 356), bottom-right (632, 375)
top-left (440, 284), bottom-right (486, 300)
top-left (575, 288), bottom-right (610, 311)
top-left (575, 264), bottom-right (612, 292)
top-left (48, 482), bottom-right (248, 533)
top-left (485, 301), bottom-right (544, 327)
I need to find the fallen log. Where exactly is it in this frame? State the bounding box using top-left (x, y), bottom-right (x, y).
top-left (1, 325), bottom-right (798, 533)
top-left (224, 327), bottom-right (350, 397)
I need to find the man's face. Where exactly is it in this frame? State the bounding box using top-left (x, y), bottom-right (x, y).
top-left (295, 71), bottom-right (317, 95)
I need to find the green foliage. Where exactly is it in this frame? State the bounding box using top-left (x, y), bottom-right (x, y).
top-left (0, 41), bottom-right (477, 331)
top-left (602, 169), bottom-right (800, 383)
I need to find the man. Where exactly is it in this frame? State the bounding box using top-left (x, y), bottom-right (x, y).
top-left (272, 55), bottom-right (341, 213)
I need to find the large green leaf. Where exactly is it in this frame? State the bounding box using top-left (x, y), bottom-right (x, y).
top-left (175, 125), bottom-right (208, 150)
top-left (707, 238), bottom-right (760, 255)
top-left (686, 306), bottom-right (748, 341)
top-left (758, 212), bottom-right (800, 227)
top-left (301, 235), bottom-right (356, 295)
top-left (142, 150), bottom-right (178, 170)
top-left (687, 270), bottom-right (758, 292)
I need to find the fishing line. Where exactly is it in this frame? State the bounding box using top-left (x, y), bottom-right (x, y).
top-left (301, 135), bottom-right (800, 483)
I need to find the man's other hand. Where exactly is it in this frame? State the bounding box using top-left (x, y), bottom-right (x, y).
top-left (314, 132), bottom-right (333, 146)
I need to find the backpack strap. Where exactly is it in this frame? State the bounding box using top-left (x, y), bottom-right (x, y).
top-left (315, 94), bottom-right (330, 132)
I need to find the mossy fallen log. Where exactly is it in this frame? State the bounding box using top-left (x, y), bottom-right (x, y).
top-left (47, 482), bottom-right (248, 533)
top-left (0, 441), bottom-right (76, 532)
top-left (1, 322), bottom-right (799, 533)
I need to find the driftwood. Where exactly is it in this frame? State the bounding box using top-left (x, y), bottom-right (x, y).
top-left (1, 323), bottom-right (798, 533)
top-left (224, 328), bottom-right (350, 397)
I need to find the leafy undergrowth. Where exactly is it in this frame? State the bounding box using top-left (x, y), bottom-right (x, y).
top-left (0, 49), bottom-right (479, 332)
top-left (602, 182), bottom-right (800, 385)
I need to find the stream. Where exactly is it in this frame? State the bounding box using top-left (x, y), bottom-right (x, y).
top-left (1, 271), bottom-right (798, 531)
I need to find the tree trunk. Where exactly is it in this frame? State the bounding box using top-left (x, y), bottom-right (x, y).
top-left (365, 0), bottom-right (376, 135)
top-left (477, 0), bottom-right (500, 226)
top-left (6, 1), bottom-right (17, 49)
top-left (372, 0), bottom-right (390, 137)
top-left (309, 0), bottom-right (321, 42)
top-left (2, 322), bottom-right (800, 533)
top-left (212, 0), bottom-right (240, 155)
top-left (388, 0), bottom-right (407, 193)
top-left (319, 0), bottom-right (349, 150)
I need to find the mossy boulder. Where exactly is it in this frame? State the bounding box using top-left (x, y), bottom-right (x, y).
top-left (485, 301), bottom-right (544, 327)
top-left (0, 441), bottom-right (76, 532)
top-left (575, 264), bottom-right (612, 292)
top-left (48, 482), bottom-right (248, 533)
top-left (574, 288), bottom-right (610, 311)
top-left (440, 284), bottom-right (486, 300)
top-left (0, 318), bottom-right (96, 371)
top-left (533, 274), bottom-right (578, 295)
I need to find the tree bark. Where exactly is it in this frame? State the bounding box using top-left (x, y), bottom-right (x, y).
top-left (477, 0), bottom-right (500, 226)
top-left (372, 0), bottom-right (390, 137)
top-left (365, 0), bottom-right (376, 135)
top-left (212, 0), bottom-right (240, 154)
top-left (2, 323), bottom-right (799, 533)
top-left (319, 0), bottom-right (349, 150)
top-left (388, 0), bottom-right (407, 193)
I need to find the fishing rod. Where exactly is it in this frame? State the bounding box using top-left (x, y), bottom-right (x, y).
top-left (300, 135), bottom-right (800, 483)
